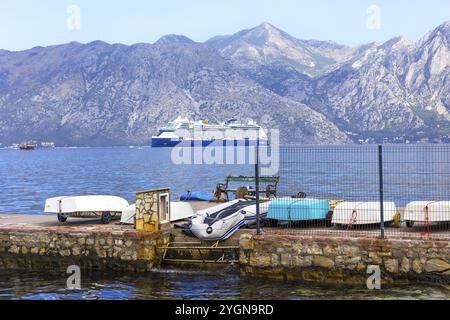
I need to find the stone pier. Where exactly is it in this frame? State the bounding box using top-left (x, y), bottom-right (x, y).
top-left (2, 212), bottom-right (449, 285)
top-left (0, 214), bottom-right (170, 271)
top-left (239, 233), bottom-right (450, 284)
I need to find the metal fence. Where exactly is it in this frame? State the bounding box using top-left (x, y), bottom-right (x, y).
top-left (256, 145), bottom-right (450, 240)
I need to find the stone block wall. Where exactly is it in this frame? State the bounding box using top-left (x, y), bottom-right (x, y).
top-left (239, 234), bottom-right (450, 284)
top-left (0, 226), bottom-right (170, 272)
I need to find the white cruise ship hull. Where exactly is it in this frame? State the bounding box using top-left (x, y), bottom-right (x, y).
top-left (151, 138), bottom-right (268, 147)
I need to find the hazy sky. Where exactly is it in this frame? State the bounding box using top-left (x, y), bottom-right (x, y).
top-left (0, 0), bottom-right (448, 51)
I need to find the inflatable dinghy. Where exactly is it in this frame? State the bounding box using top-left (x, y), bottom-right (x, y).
top-left (189, 200), bottom-right (266, 241)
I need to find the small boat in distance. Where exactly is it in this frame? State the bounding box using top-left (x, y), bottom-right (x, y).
top-left (40, 141), bottom-right (55, 148)
top-left (19, 143), bottom-right (36, 150)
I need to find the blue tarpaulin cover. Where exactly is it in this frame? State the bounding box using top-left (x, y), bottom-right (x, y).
top-left (267, 198), bottom-right (330, 221)
top-left (180, 193), bottom-right (213, 202)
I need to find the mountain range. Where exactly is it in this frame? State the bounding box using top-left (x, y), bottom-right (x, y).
top-left (0, 21), bottom-right (449, 146)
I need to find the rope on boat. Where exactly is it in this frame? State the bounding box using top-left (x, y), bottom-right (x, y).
top-left (347, 208), bottom-right (358, 230)
top-left (421, 201), bottom-right (437, 240)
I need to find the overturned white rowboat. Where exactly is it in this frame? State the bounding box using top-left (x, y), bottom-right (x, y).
top-left (404, 201), bottom-right (450, 227)
top-left (45, 195), bottom-right (129, 224)
top-left (171, 202), bottom-right (195, 222)
top-left (120, 204), bottom-right (137, 224)
top-left (332, 201), bottom-right (397, 226)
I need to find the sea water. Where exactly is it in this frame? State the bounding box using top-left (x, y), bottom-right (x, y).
top-left (0, 146), bottom-right (449, 300)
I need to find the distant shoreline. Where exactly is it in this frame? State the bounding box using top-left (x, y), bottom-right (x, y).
top-left (1, 142), bottom-right (450, 150)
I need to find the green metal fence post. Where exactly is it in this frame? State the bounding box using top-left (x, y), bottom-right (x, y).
top-left (255, 143), bottom-right (261, 235)
top-left (378, 145), bottom-right (385, 239)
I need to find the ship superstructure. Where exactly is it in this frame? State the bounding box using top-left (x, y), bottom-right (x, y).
top-left (151, 117), bottom-right (268, 147)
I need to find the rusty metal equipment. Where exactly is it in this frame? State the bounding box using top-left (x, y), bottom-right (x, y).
top-left (158, 241), bottom-right (239, 264)
top-left (213, 175), bottom-right (280, 201)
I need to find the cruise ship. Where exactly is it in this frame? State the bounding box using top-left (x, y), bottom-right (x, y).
top-left (151, 117), bottom-right (268, 147)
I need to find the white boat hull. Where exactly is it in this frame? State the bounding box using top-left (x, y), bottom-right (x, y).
top-left (332, 201), bottom-right (397, 225)
top-left (404, 201), bottom-right (450, 222)
top-left (189, 200), bottom-right (267, 241)
top-left (170, 202), bottom-right (195, 222)
top-left (120, 204), bottom-right (136, 224)
top-left (195, 200), bottom-right (241, 217)
top-left (45, 195), bottom-right (129, 214)
top-left (190, 211), bottom-right (245, 241)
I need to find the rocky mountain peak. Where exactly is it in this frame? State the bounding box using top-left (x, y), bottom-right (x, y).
top-left (206, 22), bottom-right (339, 76)
top-left (411, 21), bottom-right (449, 79)
top-left (155, 34), bottom-right (195, 45)
top-left (381, 36), bottom-right (414, 50)
top-left (257, 21), bottom-right (277, 29)
top-left (435, 20), bottom-right (450, 36)
top-left (420, 20), bottom-right (450, 46)
top-left (246, 22), bottom-right (290, 44)
top-left (207, 22), bottom-right (299, 49)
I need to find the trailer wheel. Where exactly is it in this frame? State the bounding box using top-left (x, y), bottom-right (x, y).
top-left (101, 212), bottom-right (112, 224)
top-left (325, 211), bottom-right (333, 227)
top-left (57, 213), bottom-right (67, 223)
top-left (406, 220), bottom-right (414, 228)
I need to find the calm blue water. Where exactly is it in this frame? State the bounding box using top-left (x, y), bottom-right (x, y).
top-left (0, 145), bottom-right (449, 300)
top-left (0, 147), bottom-right (253, 214)
top-left (0, 145), bottom-right (449, 214)
top-left (1, 268), bottom-right (449, 300)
